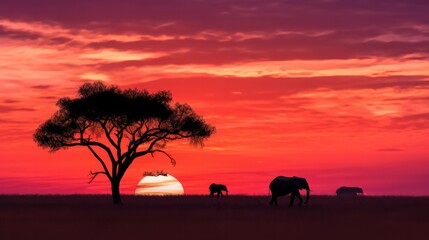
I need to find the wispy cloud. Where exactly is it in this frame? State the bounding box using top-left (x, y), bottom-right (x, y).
top-left (31, 85), bottom-right (52, 89)
top-left (378, 148), bottom-right (404, 152)
top-left (0, 105), bottom-right (34, 113)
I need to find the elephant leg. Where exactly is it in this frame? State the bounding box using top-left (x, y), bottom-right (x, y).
top-left (295, 191), bottom-right (303, 206)
top-left (269, 197), bottom-right (274, 206)
top-left (289, 194), bottom-right (295, 207)
top-left (220, 191), bottom-right (223, 197)
top-left (269, 196), bottom-right (278, 206)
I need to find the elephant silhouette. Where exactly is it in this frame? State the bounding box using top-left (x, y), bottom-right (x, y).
top-left (209, 183), bottom-right (228, 197)
top-left (336, 186), bottom-right (363, 196)
top-left (269, 176), bottom-right (310, 206)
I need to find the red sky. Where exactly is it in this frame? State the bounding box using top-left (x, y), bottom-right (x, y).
top-left (0, 0), bottom-right (428, 196)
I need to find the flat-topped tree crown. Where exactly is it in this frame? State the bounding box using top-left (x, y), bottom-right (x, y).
top-left (34, 82), bottom-right (215, 204)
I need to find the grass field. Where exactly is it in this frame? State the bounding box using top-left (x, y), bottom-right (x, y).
top-left (0, 195), bottom-right (428, 240)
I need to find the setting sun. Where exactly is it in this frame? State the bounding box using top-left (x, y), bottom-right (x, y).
top-left (135, 174), bottom-right (185, 196)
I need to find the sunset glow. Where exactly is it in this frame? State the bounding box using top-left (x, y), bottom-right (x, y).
top-left (1, 0), bottom-right (429, 196)
top-left (135, 175), bottom-right (185, 196)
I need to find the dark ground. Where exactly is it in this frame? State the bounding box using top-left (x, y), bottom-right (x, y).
top-left (0, 195), bottom-right (428, 240)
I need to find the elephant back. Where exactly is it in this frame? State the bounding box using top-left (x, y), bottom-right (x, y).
top-left (269, 176), bottom-right (293, 191)
top-left (336, 186), bottom-right (363, 196)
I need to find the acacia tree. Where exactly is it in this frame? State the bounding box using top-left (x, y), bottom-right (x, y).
top-left (34, 82), bottom-right (215, 204)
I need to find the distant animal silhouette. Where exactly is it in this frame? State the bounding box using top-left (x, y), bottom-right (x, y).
top-left (209, 183), bottom-right (228, 197)
top-left (336, 186), bottom-right (363, 196)
top-left (269, 176), bottom-right (310, 206)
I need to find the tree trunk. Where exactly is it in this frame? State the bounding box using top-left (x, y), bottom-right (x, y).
top-left (111, 179), bottom-right (122, 205)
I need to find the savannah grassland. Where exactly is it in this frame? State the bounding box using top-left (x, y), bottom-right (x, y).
top-left (0, 195), bottom-right (427, 240)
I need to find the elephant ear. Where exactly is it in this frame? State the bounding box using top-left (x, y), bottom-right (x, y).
top-left (292, 179), bottom-right (301, 189)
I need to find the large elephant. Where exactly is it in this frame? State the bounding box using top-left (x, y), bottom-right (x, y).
top-left (209, 183), bottom-right (228, 197)
top-left (269, 176), bottom-right (310, 206)
top-left (336, 186), bottom-right (363, 196)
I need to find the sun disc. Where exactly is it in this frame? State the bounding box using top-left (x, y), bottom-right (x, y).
top-left (135, 174), bottom-right (184, 196)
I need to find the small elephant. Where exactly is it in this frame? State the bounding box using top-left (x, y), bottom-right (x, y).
top-left (209, 183), bottom-right (228, 197)
top-left (269, 176), bottom-right (310, 206)
top-left (336, 186), bottom-right (363, 196)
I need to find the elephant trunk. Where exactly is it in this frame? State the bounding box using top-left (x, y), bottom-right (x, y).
top-left (226, 190), bottom-right (228, 197)
top-left (305, 189), bottom-right (310, 204)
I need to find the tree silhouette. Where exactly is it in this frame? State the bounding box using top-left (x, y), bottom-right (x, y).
top-left (34, 82), bottom-right (215, 204)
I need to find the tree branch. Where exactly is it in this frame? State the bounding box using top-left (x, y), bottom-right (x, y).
top-left (88, 171), bottom-right (108, 183)
top-left (150, 149), bottom-right (176, 166)
top-left (98, 120), bottom-right (118, 149)
top-left (117, 132), bottom-right (169, 180)
top-left (64, 141), bottom-right (116, 165)
top-left (87, 141), bottom-right (116, 164)
top-left (132, 134), bottom-right (167, 159)
top-left (126, 121), bottom-right (144, 153)
top-left (115, 127), bottom-right (125, 163)
top-left (122, 127), bottom-right (163, 161)
top-left (86, 145), bottom-right (112, 181)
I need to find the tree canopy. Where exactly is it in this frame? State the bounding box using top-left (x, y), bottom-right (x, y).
top-left (34, 82), bottom-right (215, 204)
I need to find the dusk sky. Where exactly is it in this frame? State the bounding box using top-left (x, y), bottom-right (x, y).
top-left (1, 0), bottom-right (429, 196)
